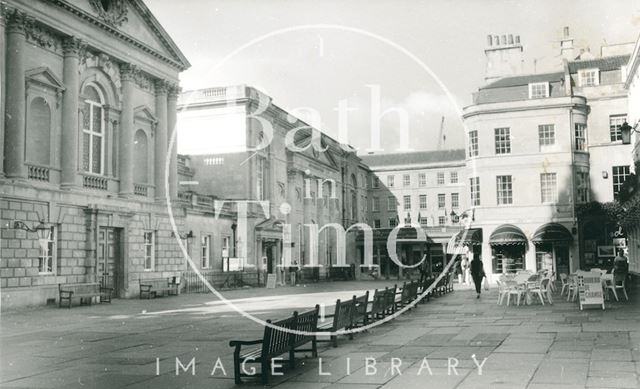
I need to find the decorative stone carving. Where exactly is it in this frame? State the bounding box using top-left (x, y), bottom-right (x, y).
top-left (154, 79), bottom-right (168, 95)
top-left (25, 18), bottom-right (61, 51)
top-left (79, 50), bottom-right (121, 92)
top-left (5, 6), bottom-right (27, 34)
top-left (167, 82), bottom-right (181, 98)
top-left (133, 70), bottom-right (154, 92)
top-left (62, 36), bottom-right (84, 56)
top-left (119, 62), bottom-right (137, 81)
top-left (88, 0), bottom-right (128, 27)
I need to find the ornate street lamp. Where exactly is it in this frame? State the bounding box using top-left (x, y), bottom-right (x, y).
top-left (13, 220), bottom-right (49, 240)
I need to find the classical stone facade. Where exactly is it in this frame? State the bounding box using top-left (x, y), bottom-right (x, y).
top-left (0, 0), bottom-right (190, 309)
top-left (177, 86), bottom-right (370, 284)
top-left (462, 31), bottom-right (633, 279)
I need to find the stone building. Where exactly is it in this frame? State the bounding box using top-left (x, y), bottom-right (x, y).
top-left (461, 30), bottom-right (633, 279)
top-left (177, 86), bottom-right (370, 284)
top-left (0, 0), bottom-right (189, 308)
top-left (360, 149), bottom-right (467, 278)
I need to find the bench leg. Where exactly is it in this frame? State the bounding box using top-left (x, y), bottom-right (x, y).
top-left (261, 360), bottom-right (270, 385)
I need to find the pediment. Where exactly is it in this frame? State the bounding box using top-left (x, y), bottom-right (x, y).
top-left (78, 0), bottom-right (189, 70)
top-left (25, 67), bottom-right (65, 91)
top-left (134, 105), bottom-right (157, 124)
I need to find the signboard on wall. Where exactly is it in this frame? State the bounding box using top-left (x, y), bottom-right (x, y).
top-left (228, 258), bottom-right (243, 272)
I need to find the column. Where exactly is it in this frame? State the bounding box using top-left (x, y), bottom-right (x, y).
top-left (4, 9), bottom-right (27, 179)
top-left (154, 80), bottom-right (168, 201)
top-left (60, 37), bottom-right (83, 188)
top-left (167, 83), bottom-right (179, 200)
top-left (118, 63), bottom-right (136, 196)
top-left (0, 7), bottom-right (7, 178)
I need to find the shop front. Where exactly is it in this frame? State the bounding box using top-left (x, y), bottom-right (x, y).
top-left (531, 223), bottom-right (573, 277)
top-left (489, 224), bottom-right (528, 274)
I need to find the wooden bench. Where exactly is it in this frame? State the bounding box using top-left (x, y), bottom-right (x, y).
top-left (396, 280), bottom-right (420, 311)
top-left (139, 278), bottom-right (179, 299)
top-left (229, 305), bottom-right (319, 385)
top-left (417, 276), bottom-right (435, 303)
top-left (289, 306), bottom-right (320, 365)
top-left (58, 283), bottom-right (112, 308)
top-left (351, 291), bottom-right (369, 329)
top-left (367, 288), bottom-right (387, 322)
top-left (384, 284), bottom-right (397, 315)
top-left (318, 298), bottom-right (356, 347)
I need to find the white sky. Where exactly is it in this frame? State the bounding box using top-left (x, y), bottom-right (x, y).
top-left (148, 0), bottom-right (640, 154)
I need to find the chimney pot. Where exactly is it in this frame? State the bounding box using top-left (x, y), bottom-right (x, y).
top-left (508, 34), bottom-right (514, 45)
top-left (487, 35), bottom-right (493, 46)
top-left (501, 35), bottom-right (507, 45)
top-left (494, 35), bottom-right (500, 45)
top-left (563, 26), bottom-right (570, 37)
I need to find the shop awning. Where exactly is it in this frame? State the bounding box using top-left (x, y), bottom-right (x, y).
top-left (489, 224), bottom-right (528, 246)
top-left (531, 223), bottom-right (573, 244)
top-left (454, 228), bottom-right (483, 246)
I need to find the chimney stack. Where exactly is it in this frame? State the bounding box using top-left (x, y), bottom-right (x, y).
top-left (484, 33), bottom-right (524, 82)
top-left (560, 26), bottom-right (575, 60)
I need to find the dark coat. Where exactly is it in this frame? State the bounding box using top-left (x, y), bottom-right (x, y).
top-left (470, 258), bottom-right (484, 278)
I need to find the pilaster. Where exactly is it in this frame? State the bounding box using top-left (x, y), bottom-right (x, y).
top-left (4, 8), bottom-right (27, 179)
top-left (167, 83), bottom-right (180, 200)
top-left (154, 79), bottom-right (168, 201)
top-left (118, 62), bottom-right (136, 197)
top-left (60, 36), bottom-right (83, 188)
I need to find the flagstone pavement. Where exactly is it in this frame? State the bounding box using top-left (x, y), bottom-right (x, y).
top-left (1, 279), bottom-right (639, 389)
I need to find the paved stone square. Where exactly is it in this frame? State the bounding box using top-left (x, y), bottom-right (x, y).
top-left (1, 280), bottom-right (639, 389)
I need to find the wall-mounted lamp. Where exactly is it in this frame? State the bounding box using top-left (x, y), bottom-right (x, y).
top-left (620, 121), bottom-right (637, 145)
top-left (13, 220), bottom-right (50, 240)
top-left (171, 230), bottom-right (194, 239)
top-left (602, 171), bottom-right (608, 179)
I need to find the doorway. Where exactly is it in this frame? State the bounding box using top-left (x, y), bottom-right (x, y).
top-left (98, 227), bottom-right (122, 296)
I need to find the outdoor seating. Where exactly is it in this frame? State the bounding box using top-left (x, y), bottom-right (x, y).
top-left (495, 279), bottom-right (509, 305)
top-left (505, 281), bottom-right (526, 306)
top-left (229, 305), bottom-right (319, 385)
top-left (559, 273), bottom-right (573, 297)
top-left (351, 291), bottom-right (369, 328)
top-left (528, 277), bottom-right (553, 305)
top-left (317, 298), bottom-right (356, 347)
top-left (613, 271), bottom-right (629, 301)
top-left (395, 281), bottom-right (419, 311)
top-left (601, 274), bottom-right (618, 301)
top-left (367, 288), bottom-right (388, 321)
top-left (139, 277), bottom-right (179, 299)
top-left (58, 283), bottom-right (112, 308)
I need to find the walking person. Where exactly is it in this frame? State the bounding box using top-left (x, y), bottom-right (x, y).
top-left (460, 256), bottom-right (469, 285)
top-left (470, 256), bottom-right (485, 299)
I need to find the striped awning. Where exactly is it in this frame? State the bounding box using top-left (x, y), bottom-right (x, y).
top-left (531, 223), bottom-right (573, 244)
top-left (489, 224), bottom-right (528, 246)
top-left (454, 228), bottom-right (483, 246)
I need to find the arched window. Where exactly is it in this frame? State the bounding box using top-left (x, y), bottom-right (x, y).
top-left (26, 97), bottom-right (51, 166)
top-left (82, 84), bottom-right (105, 174)
top-left (133, 129), bottom-right (148, 184)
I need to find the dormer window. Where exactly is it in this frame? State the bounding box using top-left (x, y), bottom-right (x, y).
top-left (579, 68), bottom-right (599, 87)
top-left (528, 82), bottom-right (549, 99)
